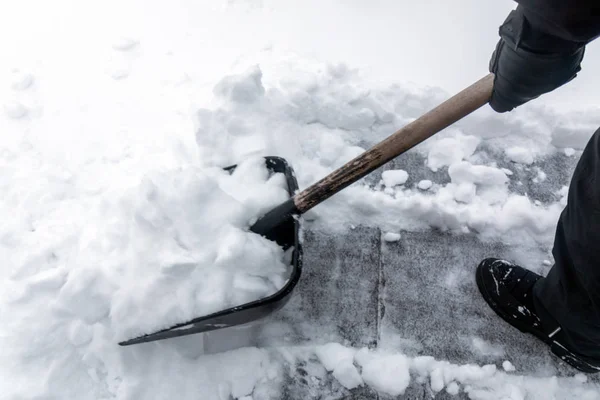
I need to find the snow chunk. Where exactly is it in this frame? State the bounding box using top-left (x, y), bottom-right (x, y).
top-left (430, 367), bottom-right (445, 392)
top-left (448, 182), bottom-right (477, 204)
top-left (58, 267), bottom-right (112, 323)
top-left (383, 232), bottom-right (401, 242)
top-left (446, 381), bottom-right (460, 395)
top-left (417, 179), bottom-right (433, 190)
top-left (382, 169), bottom-right (408, 187)
top-left (564, 148), bottom-right (576, 157)
top-left (361, 354), bottom-right (410, 396)
top-left (11, 71), bottom-right (34, 90)
top-left (333, 362), bottom-right (363, 390)
top-left (552, 123), bottom-right (596, 150)
top-left (506, 146), bottom-right (534, 165)
top-left (110, 69), bottom-right (130, 80)
top-left (315, 343), bottom-right (363, 390)
top-left (448, 162), bottom-right (509, 186)
top-left (112, 37), bottom-right (139, 51)
top-left (62, 157), bottom-right (292, 341)
top-left (4, 101), bottom-right (28, 119)
top-left (214, 65), bottom-right (265, 104)
top-left (502, 360), bottom-right (516, 372)
top-left (426, 133), bottom-right (480, 171)
top-left (532, 168), bottom-right (547, 183)
top-left (67, 320), bottom-right (93, 346)
top-left (315, 343), bottom-right (355, 372)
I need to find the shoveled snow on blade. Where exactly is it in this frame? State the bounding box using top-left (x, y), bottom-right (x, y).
top-left (78, 157), bottom-right (292, 341)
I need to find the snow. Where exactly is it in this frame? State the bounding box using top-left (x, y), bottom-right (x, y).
top-left (418, 179), bottom-right (433, 190)
top-left (18, 155), bottom-right (291, 343)
top-left (360, 353), bottom-right (411, 396)
top-left (448, 161), bottom-right (509, 186)
top-left (552, 121), bottom-right (599, 150)
top-left (471, 337), bottom-right (505, 358)
top-left (503, 361), bottom-right (516, 372)
top-left (3, 101), bottom-right (28, 119)
top-left (506, 146), bottom-right (535, 165)
top-left (447, 381), bottom-right (461, 395)
top-left (112, 37), bottom-right (139, 51)
top-left (425, 131), bottom-right (480, 172)
top-left (1, 1), bottom-right (600, 399)
top-left (314, 342), bottom-right (355, 371)
top-left (383, 232), bottom-right (402, 242)
top-left (382, 169), bottom-right (409, 187)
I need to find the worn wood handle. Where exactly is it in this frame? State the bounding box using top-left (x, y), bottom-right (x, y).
top-left (293, 73), bottom-right (494, 213)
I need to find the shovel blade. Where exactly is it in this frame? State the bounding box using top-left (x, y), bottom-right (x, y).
top-left (119, 157), bottom-right (302, 346)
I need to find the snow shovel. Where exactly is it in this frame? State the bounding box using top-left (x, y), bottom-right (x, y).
top-left (119, 73), bottom-right (494, 346)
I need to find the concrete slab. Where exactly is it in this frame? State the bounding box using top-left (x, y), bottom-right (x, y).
top-left (205, 152), bottom-right (598, 399)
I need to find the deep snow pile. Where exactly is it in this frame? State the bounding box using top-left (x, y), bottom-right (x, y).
top-left (2, 28), bottom-right (600, 400)
top-left (196, 61), bottom-right (590, 244)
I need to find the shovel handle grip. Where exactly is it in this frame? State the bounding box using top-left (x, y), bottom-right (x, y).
top-left (293, 73), bottom-right (494, 213)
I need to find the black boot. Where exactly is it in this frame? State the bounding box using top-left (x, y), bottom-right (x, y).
top-left (476, 258), bottom-right (600, 373)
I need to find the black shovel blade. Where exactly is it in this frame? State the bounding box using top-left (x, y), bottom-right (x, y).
top-left (119, 156), bottom-right (302, 346)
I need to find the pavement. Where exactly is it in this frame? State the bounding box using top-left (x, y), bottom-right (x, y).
top-left (195, 151), bottom-right (598, 399)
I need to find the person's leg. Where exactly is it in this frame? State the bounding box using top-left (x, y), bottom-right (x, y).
top-left (533, 126), bottom-right (600, 361)
top-left (476, 127), bottom-right (600, 372)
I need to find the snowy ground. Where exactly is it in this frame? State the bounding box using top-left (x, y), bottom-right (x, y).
top-left (2, 1), bottom-right (600, 399)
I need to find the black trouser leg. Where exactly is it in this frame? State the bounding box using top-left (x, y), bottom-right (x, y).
top-left (534, 127), bottom-right (600, 360)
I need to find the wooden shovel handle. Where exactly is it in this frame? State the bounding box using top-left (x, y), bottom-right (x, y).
top-left (293, 73), bottom-right (494, 213)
